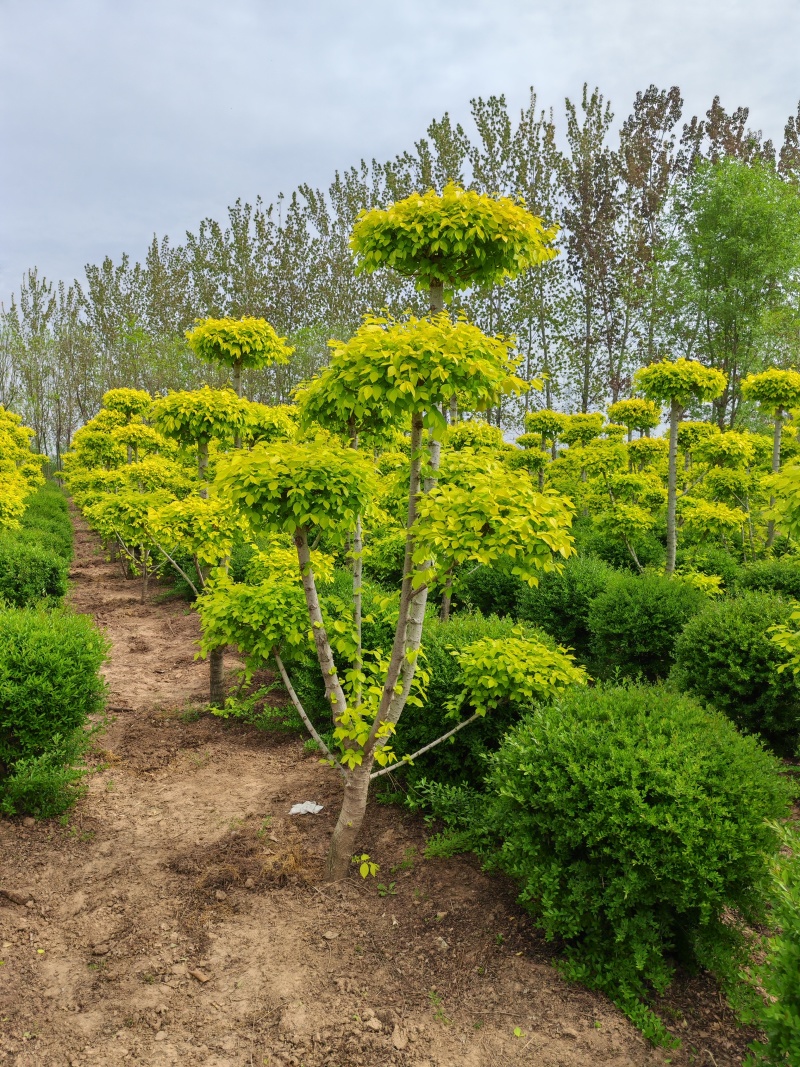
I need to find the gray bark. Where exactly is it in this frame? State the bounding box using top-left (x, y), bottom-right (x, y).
top-left (294, 527), bottom-right (348, 721)
top-left (209, 648), bottom-right (225, 706)
top-left (767, 411), bottom-right (783, 549)
top-left (197, 440), bottom-right (209, 498)
top-left (666, 400), bottom-right (680, 575)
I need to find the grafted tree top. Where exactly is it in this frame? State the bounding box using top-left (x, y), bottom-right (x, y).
top-left (350, 183), bottom-right (558, 291)
top-left (186, 317), bottom-right (293, 371)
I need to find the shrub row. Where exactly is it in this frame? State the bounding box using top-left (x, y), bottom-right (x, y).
top-left (0, 603), bottom-right (108, 816)
top-left (418, 682), bottom-right (794, 1044)
top-left (0, 482), bottom-right (108, 818)
top-left (0, 482), bottom-right (72, 608)
top-left (18, 480), bottom-right (74, 563)
top-left (449, 550), bottom-right (800, 754)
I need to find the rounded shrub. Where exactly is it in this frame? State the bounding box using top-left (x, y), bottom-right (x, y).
top-left (451, 563), bottom-right (522, 618)
top-left (573, 518), bottom-right (666, 573)
top-left (737, 558), bottom-right (800, 600)
top-left (672, 592), bottom-right (800, 754)
top-left (393, 613), bottom-right (553, 786)
top-left (484, 684), bottom-right (792, 1030)
top-left (516, 554), bottom-right (615, 660)
top-left (676, 544), bottom-right (742, 588)
top-left (588, 571), bottom-right (706, 681)
top-left (0, 534), bottom-right (68, 607)
top-left (0, 606), bottom-right (108, 814)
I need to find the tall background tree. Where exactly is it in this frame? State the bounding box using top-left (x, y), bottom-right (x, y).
top-left (3, 82), bottom-right (800, 454)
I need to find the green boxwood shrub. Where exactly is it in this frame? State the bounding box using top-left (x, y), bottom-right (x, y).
top-left (676, 544), bottom-right (742, 589)
top-left (0, 606), bottom-right (108, 815)
top-left (482, 685), bottom-right (792, 1036)
top-left (672, 592), bottom-right (800, 754)
top-left (737, 558), bottom-right (800, 600)
top-left (573, 517), bottom-right (666, 573)
top-left (745, 826), bottom-right (800, 1067)
top-left (588, 571), bottom-right (706, 680)
top-left (392, 613), bottom-right (553, 787)
top-left (19, 482), bottom-right (73, 562)
top-left (0, 534), bottom-right (68, 607)
top-left (451, 564), bottom-right (522, 618)
top-left (516, 554), bottom-right (615, 661)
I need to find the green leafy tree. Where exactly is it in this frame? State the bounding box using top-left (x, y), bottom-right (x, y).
top-left (634, 358), bottom-right (726, 573)
top-left (741, 368), bottom-right (800, 545)
top-left (674, 159), bottom-right (800, 427)
top-left (151, 387), bottom-right (246, 494)
top-left (185, 316), bottom-right (293, 399)
top-left (351, 182), bottom-right (558, 314)
top-left (523, 409), bottom-right (566, 460)
top-left (607, 397), bottom-right (660, 441)
top-left (215, 186), bottom-right (566, 879)
top-left (151, 387), bottom-right (247, 702)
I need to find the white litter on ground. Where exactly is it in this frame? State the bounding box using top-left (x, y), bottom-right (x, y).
top-left (289, 801), bottom-right (324, 815)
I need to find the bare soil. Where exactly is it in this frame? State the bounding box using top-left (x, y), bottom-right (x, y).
top-left (0, 512), bottom-right (761, 1066)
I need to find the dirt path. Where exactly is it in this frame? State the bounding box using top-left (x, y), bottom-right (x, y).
top-left (0, 514), bottom-right (755, 1066)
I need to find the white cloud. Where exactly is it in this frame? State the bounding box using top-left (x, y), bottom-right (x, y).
top-left (1, 0), bottom-right (798, 301)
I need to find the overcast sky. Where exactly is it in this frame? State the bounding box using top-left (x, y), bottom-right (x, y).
top-left (1, 0), bottom-right (798, 305)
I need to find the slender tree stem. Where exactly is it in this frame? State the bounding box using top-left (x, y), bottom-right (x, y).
top-left (151, 542), bottom-right (200, 598)
top-left (273, 651), bottom-right (345, 775)
top-left (197, 440), bottom-right (209, 498)
top-left (352, 513), bottom-right (363, 706)
top-left (376, 412), bottom-right (425, 724)
top-left (349, 427), bottom-right (364, 707)
top-left (209, 648), bottom-right (225, 706)
top-left (294, 527), bottom-right (348, 722)
top-left (767, 410), bottom-right (782, 548)
top-left (666, 399), bottom-right (680, 575)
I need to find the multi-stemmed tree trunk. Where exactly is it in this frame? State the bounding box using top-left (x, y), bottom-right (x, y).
top-left (324, 285), bottom-right (450, 878)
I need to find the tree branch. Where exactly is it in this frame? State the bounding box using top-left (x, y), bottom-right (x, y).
top-left (369, 712), bottom-right (481, 779)
top-left (273, 651), bottom-right (346, 778)
top-left (150, 540), bottom-right (201, 597)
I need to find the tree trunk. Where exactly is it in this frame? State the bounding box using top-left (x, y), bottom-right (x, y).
top-left (209, 647), bottom-right (225, 706)
top-left (352, 512), bottom-right (363, 706)
top-left (439, 569), bottom-right (454, 622)
top-left (198, 440), bottom-right (209, 497)
top-left (232, 358), bottom-right (243, 449)
top-left (323, 405), bottom-right (441, 882)
top-left (766, 411), bottom-right (782, 548)
top-left (430, 281), bottom-right (444, 316)
top-left (324, 764), bottom-right (372, 880)
top-left (374, 413), bottom-right (425, 724)
top-left (666, 400), bottom-right (680, 576)
top-left (140, 548), bottom-right (148, 602)
top-left (294, 528), bottom-right (348, 720)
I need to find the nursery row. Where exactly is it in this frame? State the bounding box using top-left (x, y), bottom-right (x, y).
top-left (6, 184), bottom-right (800, 1059)
top-left (0, 407), bottom-right (107, 816)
